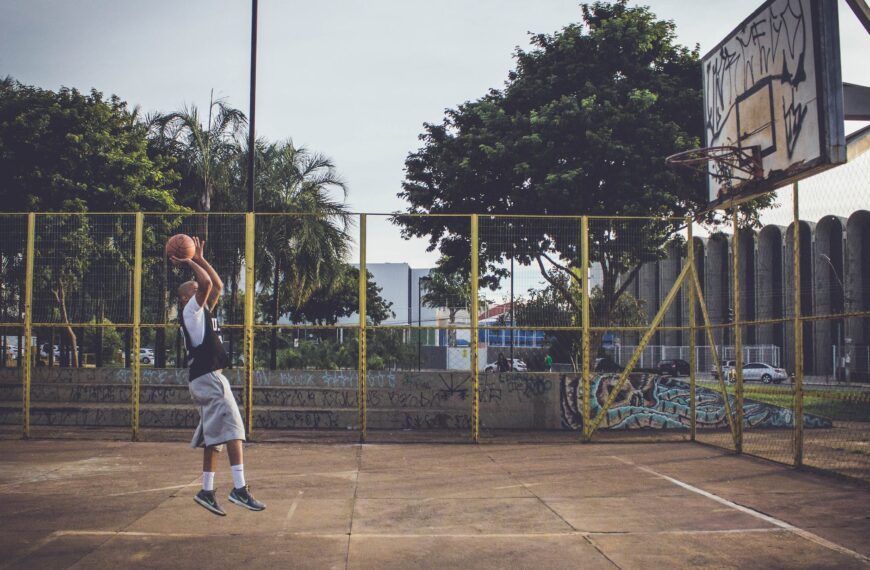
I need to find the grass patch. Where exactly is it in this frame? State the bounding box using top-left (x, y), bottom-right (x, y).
top-left (696, 381), bottom-right (870, 422)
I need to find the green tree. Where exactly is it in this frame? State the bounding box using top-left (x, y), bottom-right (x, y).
top-left (420, 262), bottom-right (471, 346)
top-left (0, 78), bottom-right (183, 365)
top-left (288, 265), bottom-right (393, 326)
top-left (253, 140), bottom-right (353, 368)
top-left (513, 267), bottom-right (647, 371)
top-left (396, 2), bottom-right (772, 353)
top-left (148, 91), bottom-right (246, 233)
top-left (0, 78), bottom-right (179, 212)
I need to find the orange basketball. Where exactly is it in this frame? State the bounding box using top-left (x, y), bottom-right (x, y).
top-left (165, 234), bottom-right (195, 260)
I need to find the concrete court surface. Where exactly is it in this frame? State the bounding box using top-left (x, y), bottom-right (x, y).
top-left (1, 435), bottom-right (869, 569)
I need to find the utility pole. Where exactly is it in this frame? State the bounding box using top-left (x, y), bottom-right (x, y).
top-left (247, 0), bottom-right (258, 212)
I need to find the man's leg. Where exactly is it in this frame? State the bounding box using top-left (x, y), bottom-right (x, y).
top-left (226, 439), bottom-right (265, 511)
top-left (194, 445), bottom-right (225, 516)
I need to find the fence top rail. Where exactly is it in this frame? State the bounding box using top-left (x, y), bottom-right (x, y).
top-left (3, 211), bottom-right (690, 222)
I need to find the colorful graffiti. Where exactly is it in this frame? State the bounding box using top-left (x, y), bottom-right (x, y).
top-left (560, 373), bottom-right (832, 430)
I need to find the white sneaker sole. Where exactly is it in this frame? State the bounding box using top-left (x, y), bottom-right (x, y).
top-left (228, 494), bottom-right (266, 511)
top-left (193, 495), bottom-right (226, 516)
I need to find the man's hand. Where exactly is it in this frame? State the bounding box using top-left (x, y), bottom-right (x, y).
top-left (169, 256), bottom-right (192, 268)
top-left (192, 236), bottom-right (206, 263)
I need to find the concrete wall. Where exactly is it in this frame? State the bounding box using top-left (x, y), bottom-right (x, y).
top-left (0, 368), bottom-right (831, 431)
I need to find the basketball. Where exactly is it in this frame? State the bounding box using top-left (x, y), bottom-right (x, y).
top-left (165, 234), bottom-right (195, 261)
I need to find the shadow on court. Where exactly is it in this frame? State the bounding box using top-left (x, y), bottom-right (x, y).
top-left (1, 429), bottom-right (868, 569)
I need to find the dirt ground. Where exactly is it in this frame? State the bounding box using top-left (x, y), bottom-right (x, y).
top-left (1, 429), bottom-right (869, 569)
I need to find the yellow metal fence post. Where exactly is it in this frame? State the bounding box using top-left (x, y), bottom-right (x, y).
top-left (22, 212), bottom-right (35, 439)
top-left (690, 266), bottom-right (740, 447)
top-left (793, 183), bottom-right (804, 467)
top-left (587, 262), bottom-right (692, 436)
top-left (732, 210), bottom-right (743, 454)
top-left (244, 213), bottom-right (256, 439)
top-left (470, 214), bottom-right (480, 443)
top-left (580, 216), bottom-right (591, 442)
top-left (688, 220), bottom-right (697, 441)
top-left (131, 213), bottom-right (143, 441)
top-left (358, 214), bottom-right (367, 442)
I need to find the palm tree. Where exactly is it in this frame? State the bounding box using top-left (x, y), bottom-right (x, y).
top-left (253, 140), bottom-right (352, 369)
top-left (149, 90), bottom-right (246, 236)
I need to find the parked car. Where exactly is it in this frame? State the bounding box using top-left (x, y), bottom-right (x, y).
top-left (39, 344), bottom-right (60, 359)
top-left (729, 362), bottom-right (788, 384)
top-left (139, 348), bottom-right (155, 365)
top-left (711, 360), bottom-right (736, 379)
top-left (657, 359), bottom-right (690, 376)
top-left (593, 357), bottom-right (623, 372)
top-left (484, 358), bottom-right (527, 372)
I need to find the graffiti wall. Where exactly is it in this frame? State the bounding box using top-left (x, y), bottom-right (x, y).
top-left (561, 373), bottom-right (832, 430)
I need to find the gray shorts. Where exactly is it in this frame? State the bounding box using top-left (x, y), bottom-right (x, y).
top-left (188, 371), bottom-right (246, 449)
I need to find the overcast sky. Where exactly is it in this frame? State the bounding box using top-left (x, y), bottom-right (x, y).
top-left (2, 0), bottom-right (868, 266)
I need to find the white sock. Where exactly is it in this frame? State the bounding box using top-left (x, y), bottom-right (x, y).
top-left (231, 464), bottom-right (246, 489)
top-left (202, 471), bottom-right (215, 492)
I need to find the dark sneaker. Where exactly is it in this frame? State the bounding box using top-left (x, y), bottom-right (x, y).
top-left (194, 489), bottom-right (226, 516)
top-left (228, 485), bottom-right (266, 511)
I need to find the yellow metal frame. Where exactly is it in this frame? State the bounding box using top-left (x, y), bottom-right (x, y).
top-left (792, 183), bottom-right (804, 466)
top-left (4, 206), bottom-right (829, 469)
top-left (131, 213), bottom-right (143, 441)
top-left (688, 221), bottom-right (697, 440)
top-left (580, 216), bottom-right (591, 442)
top-left (470, 214), bottom-right (480, 442)
top-left (358, 214), bottom-right (368, 442)
top-left (587, 261), bottom-right (692, 436)
top-left (22, 213), bottom-right (35, 439)
top-left (244, 213), bottom-right (256, 439)
top-left (732, 211), bottom-right (743, 453)
top-left (689, 265), bottom-right (739, 447)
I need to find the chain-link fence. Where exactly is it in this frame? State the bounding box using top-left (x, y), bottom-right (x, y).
top-left (0, 202), bottom-right (868, 481)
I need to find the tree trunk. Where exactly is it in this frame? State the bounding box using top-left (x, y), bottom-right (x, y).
top-left (53, 280), bottom-right (79, 368)
top-left (270, 260), bottom-right (280, 370)
top-left (96, 301), bottom-right (104, 367)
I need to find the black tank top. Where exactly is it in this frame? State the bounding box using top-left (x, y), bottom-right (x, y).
top-left (180, 304), bottom-right (229, 382)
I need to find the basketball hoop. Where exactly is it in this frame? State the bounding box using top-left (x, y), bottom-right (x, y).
top-left (666, 145), bottom-right (763, 195)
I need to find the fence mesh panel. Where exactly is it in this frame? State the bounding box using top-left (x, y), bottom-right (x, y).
top-left (0, 206), bottom-right (866, 480)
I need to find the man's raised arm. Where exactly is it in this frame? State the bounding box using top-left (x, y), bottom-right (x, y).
top-left (191, 237), bottom-right (223, 311)
top-left (171, 255), bottom-right (212, 308)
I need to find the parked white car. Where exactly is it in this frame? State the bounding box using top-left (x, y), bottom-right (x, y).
top-left (727, 362), bottom-right (788, 384)
top-left (484, 358), bottom-right (527, 372)
top-left (140, 348), bottom-right (155, 364)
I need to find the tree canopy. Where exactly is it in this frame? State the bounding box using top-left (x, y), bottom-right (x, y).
top-left (0, 77), bottom-right (179, 213)
top-left (395, 1), bottom-right (772, 342)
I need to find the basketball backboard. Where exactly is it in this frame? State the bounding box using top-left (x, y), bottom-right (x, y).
top-left (702, 0), bottom-right (846, 208)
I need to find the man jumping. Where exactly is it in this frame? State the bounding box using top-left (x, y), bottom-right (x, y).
top-left (172, 237), bottom-right (265, 516)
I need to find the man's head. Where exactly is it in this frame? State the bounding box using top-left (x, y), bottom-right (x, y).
top-left (178, 281), bottom-right (197, 306)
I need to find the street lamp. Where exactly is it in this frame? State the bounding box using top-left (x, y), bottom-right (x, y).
top-left (820, 253), bottom-right (848, 380)
top-left (417, 276), bottom-right (424, 371)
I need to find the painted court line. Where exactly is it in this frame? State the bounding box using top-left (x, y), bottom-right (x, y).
top-left (282, 491), bottom-right (304, 532)
top-left (49, 528), bottom-right (782, 539)
top-left (611, 456), bottom-right (870, 565)
top-left (108, 482), bottom-right (199, 497)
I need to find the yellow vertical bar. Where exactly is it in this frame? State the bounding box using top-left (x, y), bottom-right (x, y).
top-left (580, 216), bottom-right (591, 442)
top-left (358, 214), bottom-right (367, 442)
top-left (131, 213), bottom-right (143, 441)
top-left (793, 183), bottom-right (804, 466)
top-left (22, 213), bottom-right (35, 439)
top-left (732, 210), bottom-right (743, 453)
top-left (244, 213), bottom-right (256, 439)
top-left (687, 220), bottom-right (697, 441)
top-left (470, 214), bottom-right (480, 443)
